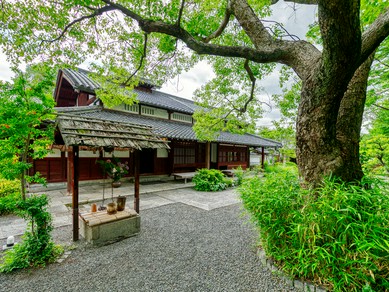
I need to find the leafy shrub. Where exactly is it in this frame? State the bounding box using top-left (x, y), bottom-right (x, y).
top-left (240, 173), bottom-right (389, 291)
top-left (0, 178), bottom-right (20, 198)
top-left (0, 195), bottom-right (63, 272)
top-left (193, 169), bottom-right (229, 191)
top-left (0, 179), bottom-right (21, 215)
top-left (264, 162), bottom-right (298, 175)
top-left (0, 192), bottom-right (22, 215)
top-left (234, 166), bottom-right (245, 186)
top-left (250, 165), bottom-right (263, 176)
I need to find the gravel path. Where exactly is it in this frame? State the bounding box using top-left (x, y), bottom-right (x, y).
top-left (0, 203), bottom-right (295, 292)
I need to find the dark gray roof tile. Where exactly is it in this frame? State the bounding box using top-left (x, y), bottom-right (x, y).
top-left (55, 107), bottom-right (281, 148)
top-left (62, 68), bottom-right (100, 94)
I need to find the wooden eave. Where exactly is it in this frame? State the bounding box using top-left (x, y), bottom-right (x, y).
top-left (56, 113), bottom-right (170, 150)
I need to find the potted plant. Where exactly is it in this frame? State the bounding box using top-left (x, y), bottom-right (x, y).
top-left (97, 156), bottom-right (129, 188)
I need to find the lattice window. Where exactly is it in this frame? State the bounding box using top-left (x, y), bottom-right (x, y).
top-left (174, 142), bottom-right (196, 164)
top-left (141, 106), bottom-right (155, 116)
top-left (124, 104), bottom-right (139, 113)
top-left (171, 112), bottom-right (192, 123)
top-left (218, 146), bottom-right (247, 163)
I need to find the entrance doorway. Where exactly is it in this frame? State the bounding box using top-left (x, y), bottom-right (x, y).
top-left (140, 148), bottom-right (154, 174)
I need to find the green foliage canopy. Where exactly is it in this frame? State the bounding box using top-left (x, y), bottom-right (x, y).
top-left (0, 66), bottom-right (56, 199)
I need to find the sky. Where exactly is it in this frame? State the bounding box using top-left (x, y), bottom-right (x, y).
top-left (0, 1), bottom-right (318, 128)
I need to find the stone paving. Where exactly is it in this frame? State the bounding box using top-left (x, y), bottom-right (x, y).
top-left (0, 178), bottom-right (240, 240)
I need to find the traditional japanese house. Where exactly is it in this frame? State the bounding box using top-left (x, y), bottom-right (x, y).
top-left (32, 68), bottom-right (281, 182)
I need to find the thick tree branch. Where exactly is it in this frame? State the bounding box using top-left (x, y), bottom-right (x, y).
top-left (100, 0), bottom-right (142, 21)
top-left (229, 0), bottom-right (273, 45)
top-left (203, 8), bottom-right (231, 43)
top-left (42, 5), bottom-right (116, 43)
top-left (361, 8), bottom-right (389, 65)
top-left (229, 0), bottom-right (320, 79)
top-left (100, 0), bottom-right (298, 66)
top-left (96, 0), bottom-right (319, 79)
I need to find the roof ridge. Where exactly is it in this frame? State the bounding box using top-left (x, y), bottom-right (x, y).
top-left (103, 107), bottom-right (194, 126)
top-left (152, 89), bottom-right (199, 113)
top-left (246, 132), bottom-right (282, 146)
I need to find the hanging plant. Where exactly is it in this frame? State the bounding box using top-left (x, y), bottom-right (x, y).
top-left (97, 156), bottom-right (129, 182)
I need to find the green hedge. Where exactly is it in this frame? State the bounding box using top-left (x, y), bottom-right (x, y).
top-left (0, 179), bottom-right (21, 215)
top-left (193, 169), bottom-right (232, 191)
top-left (240, 171), bottom-right (389, 291)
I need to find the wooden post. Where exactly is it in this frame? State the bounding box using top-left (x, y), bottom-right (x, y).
top-left (261, 146), bottom-right (265, 169)
top-left (247, 146), bottom-right (250, 168)
top-left (134, 149), bottom-right (140, 213)
top-left (205, 142), bottom-right (211, 169)
top-left (67, 146), bottom-right (73, 196)
top-left (72, 146), bottom-right (79, 242)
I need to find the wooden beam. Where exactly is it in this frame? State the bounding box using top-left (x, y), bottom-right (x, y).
top-left (72, 146), bottom-right (79, 242)
top-left (134, 150), bottom-right (140, 213)
top-left (261, 146), bottom-right (265, 169)
top-left (67, 147), bottom-right (73, 196)
top-left (205, 142), bottom-right (211, 169)
top-left (247, 147), bottom-right (250, 168)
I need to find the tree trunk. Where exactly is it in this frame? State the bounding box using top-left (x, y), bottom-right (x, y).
top-left (296, 55), bottom-right (374, 186)
top-left (336, 54), bottom-right (375, 182)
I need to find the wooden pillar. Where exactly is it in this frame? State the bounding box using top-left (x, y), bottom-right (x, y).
top-left (134, 149), bottom-right (140, 213)
top-left (61, 150), bottom-right (66, 182)
top-left (67, 146), bottom-right (73, 196)
top-left (261, 146), bottom-right (265, 169)
top-left (71, 146), bottom-right (79, 242)
top-left (247, 146), bottom-right (250, 168)
top-left (205, 142), bottom-right (211, 169)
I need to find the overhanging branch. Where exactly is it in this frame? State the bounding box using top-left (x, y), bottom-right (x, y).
top-left (41, 5), bottom-right (116, 44)
top-left (361, 8), bottom-right (389, 65)
top-left (101, 0), bottom-right (297, 65)
top-left (203, 8), bottom-right (231, 43)
top-left (241, 59), bottom-right (256, 113)
top-left (372, 103), bottom-right (389, 111)
top-left (176, 0), bottom-right (185, 27)
top-left (123, 33), bottom-right (148, 86)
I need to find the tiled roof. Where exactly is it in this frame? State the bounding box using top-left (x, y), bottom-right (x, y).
top-left (61, 68), bottom-right (199, 114)
top-left (62, 68), bottom-right (100, 94)
top-left (55, 107), bottom-right (282, 148)
top-left (135, 89), bottom-right (198, 114)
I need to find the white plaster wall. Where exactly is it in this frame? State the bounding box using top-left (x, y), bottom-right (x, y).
top-left (79, 150), bottom-right (100, 158)
top-left (104, 150), bottom-right (131, 158)
top-left (45, 149), bottom-right (62, 158)
top-left (250, 154), bottom-right (261, 165)
top-left (157, 148), bottom-right (168, 158)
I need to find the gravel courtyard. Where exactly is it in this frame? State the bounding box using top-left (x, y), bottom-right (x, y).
top-left (0, 203), bottom-right (295, 292)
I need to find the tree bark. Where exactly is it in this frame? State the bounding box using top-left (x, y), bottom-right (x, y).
top-left (336, 54), bottom-right (375, 182)
top-left (296, 54), bottom-right (374, 186)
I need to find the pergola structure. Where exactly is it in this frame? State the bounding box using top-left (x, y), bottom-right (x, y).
top-left (56, 113), bottom-right (170, 241)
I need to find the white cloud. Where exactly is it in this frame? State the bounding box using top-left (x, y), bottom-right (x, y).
top-left (160, 60), bottom-right (215, 99)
